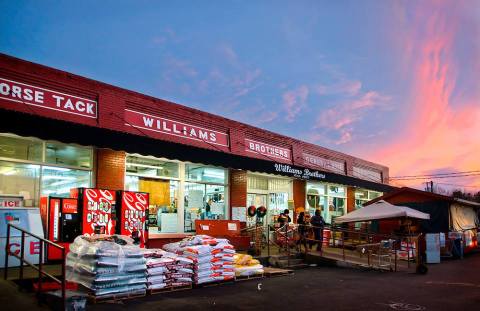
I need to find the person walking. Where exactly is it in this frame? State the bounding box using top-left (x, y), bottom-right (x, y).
top-left (310, 209), bottom-right (325, 251)
top-left (296, 212), bottom-right (308, 252)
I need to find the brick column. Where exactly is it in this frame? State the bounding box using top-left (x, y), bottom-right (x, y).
top-left (347, 186), bottom-right (356, 213)
top-left (292, 179), bottom-right (306, 223)
top-left (229, 169), bottom-right (247, 220)
top-left (96, 148), bottom-right (126, 190)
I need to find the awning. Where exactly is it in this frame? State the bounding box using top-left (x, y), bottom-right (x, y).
top-left (335, 200), bottom-right (430, 223)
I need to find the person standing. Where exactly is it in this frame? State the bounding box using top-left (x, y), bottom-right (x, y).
top-left (310, 209), bottom-right (325, 251)
top-left (296, 212), bottom-right (307, 252)
top-left (278, 209), bottom-right (291, 228)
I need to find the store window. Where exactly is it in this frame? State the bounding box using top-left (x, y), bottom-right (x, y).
top-left (45, 142), bottom-right (93, 168)
top-left (0, 133), bottom-right (93, 207)
top-left (41, 166), bottom-right (91, 197)
top-left (355, 189), bottom-right (369, 209)
top-left (126, 156), bottom-right (179, 179)
top-left (306, 182), bottom-right (347, 224)
top-left (355, 189), bottom-right (383, 209)
top-left (125, 155), bottom-right (180, 234)
top-left (184, 165), bottom-right (227, 232)
top-left (0, 161), bottom-right (40, 207)
top-left (185, 164), bottom-right (225, 184)
top-left (0, 135), bottom-right (43, 162)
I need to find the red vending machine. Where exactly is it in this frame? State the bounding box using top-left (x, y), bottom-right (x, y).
top-left (46, 197), bottom-right (80, 261)
top-left (71, 188), bottom-right (117, 236)
top-left (116, 191), bottom-right (149, 248)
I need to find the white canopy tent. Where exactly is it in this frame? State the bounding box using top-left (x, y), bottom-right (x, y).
top-left (334, 200), bottom-right (430, 223)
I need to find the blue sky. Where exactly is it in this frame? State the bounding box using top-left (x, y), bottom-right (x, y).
top-left (1, 1), bottom-right (479, 191)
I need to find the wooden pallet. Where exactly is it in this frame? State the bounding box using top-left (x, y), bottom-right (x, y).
top-left (194, 278), bottom-right (235, 288)
top-left (263, 267), bottom-right (294, 277)
top-left (148, 284), bottom-right (193, 295)
top-left (234, 273), bottom-right (264, 282)
top-left (88, 290), bottom-right (146, 304)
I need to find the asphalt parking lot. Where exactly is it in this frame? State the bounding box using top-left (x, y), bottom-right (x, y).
top-left (2, 253), bottom-right (479, 311)
top-left (89, 253), bottom-right (480, 311)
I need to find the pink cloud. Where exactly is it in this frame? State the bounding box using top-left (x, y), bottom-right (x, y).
top-left (283, 85), bottom-right (309, 122)
top-left (356, 2), bottom-right (480, 192)
top-left (315, 90), bottom-right (390, 133)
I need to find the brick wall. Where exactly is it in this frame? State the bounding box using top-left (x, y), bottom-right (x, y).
top-left (292, 179), bottom-right (306, 222)
top-left (0, 53), bottom-right (389, 183)
top-left (96, 148), bottom-right (126, 190)
top-left (229, 170), bottom-right (247, 218)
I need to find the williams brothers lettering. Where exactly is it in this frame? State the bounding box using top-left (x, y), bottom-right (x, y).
top-left (274, 163), bottom-right (326, 180)
top-left (124, 109), bottom-right (229, 148)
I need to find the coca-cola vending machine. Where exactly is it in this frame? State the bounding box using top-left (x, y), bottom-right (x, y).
top-left (116, 191), bottom-right (149, 248)
top-left (71, 188), bottom-right (117, 236)
top-left (46, 197), bottom-right (80, 261)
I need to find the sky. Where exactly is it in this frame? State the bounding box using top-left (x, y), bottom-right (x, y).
top-left (1, 0), bottom-right (479, 193)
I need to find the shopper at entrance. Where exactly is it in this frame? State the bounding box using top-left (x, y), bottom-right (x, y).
top-left (296, 212), bottom-right (308, 252)
top-left (310, 210), bottom-right (325, 251)
top-left (278, 209), bottom-right (291, 228)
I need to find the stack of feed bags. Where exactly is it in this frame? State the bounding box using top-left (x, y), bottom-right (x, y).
top-left (163, 235), bottom-right (236, 285)
top-left (233, 254), bottom-right (264, 277)
top-left (66, 235), bottom-right (146, 297)
top-left (142, 249), bottom-right (194, 290)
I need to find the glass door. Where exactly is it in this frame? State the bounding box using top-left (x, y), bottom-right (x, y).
top-left (247, 193), bottom-right (267, 226)
top-left (268, 192), bottom-right (288, 226)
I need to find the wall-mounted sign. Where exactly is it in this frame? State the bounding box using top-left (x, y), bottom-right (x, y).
top-left (124, 109), bottom-right (229, 148)
top-left (245, 138), bottom-right (291, 162)
top-left (352, 166), bottom-right (382, 183)
top-left (302, 153), bottom-right (345, 174)
top-left (274, 163), bottom-right (326, 180)
top-left (0, 195), bottom-right (23, 208)
top-left (0, 77), bottom-right (97, 119)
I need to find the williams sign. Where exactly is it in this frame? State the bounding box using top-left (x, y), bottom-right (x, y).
top-left (274, 163), bottom-right (326, 180)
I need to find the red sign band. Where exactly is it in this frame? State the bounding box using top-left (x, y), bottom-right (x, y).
top-left (245, 138), bottom-right (291, 162)
top-left (124, 109), bottom-right (229, 148)
top-left (0, 77), bottom-right (97, 119)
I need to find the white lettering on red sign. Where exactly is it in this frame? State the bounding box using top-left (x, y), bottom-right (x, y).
top-left (245, 138), bottom-right (291, 162)
top-left (0, 77), bottom-right (97, 118)
top-left (124, 109), bottom-right (229, 148)
top-left (302, 153), bottom-right (345, 174)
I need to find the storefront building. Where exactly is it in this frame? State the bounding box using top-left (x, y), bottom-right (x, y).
top-left (0, 54), bottom-right (394, 244)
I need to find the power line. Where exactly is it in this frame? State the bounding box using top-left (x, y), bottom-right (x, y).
top-left (390, 170), bottom-right (480, 179)
top-left (389, 173), bottom-right (480, 181)
top-left (436, 182), bottom-right (480, 189)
